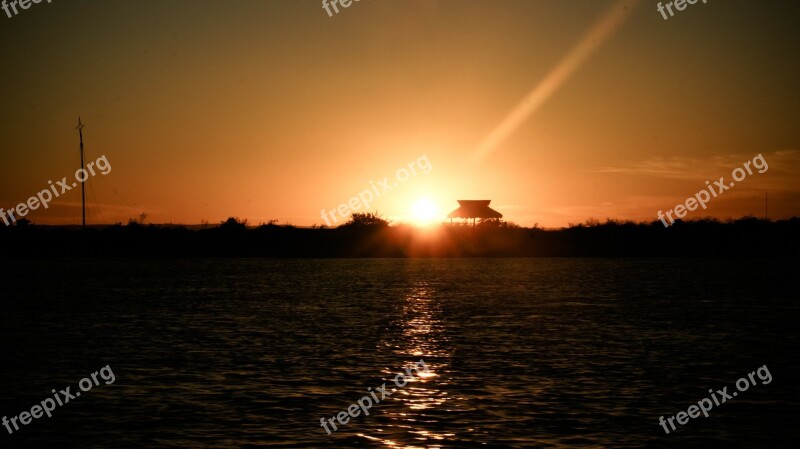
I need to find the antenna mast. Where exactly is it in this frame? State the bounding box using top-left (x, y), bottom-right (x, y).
top-left (76, 117), bottom-right (86, 229)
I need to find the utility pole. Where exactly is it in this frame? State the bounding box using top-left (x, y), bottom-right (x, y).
top-left (77, 117), bottom-right (86, 229)
top-left (765, 192), bottom-right (768, 220)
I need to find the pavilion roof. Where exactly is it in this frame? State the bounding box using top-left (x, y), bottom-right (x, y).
top-left (447, 200), bottom-right (503, 219)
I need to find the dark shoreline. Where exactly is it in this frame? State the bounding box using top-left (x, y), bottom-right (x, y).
top-left (2, 217), bottom-right (798, 258)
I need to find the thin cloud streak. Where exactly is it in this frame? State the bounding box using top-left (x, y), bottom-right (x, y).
top-left (472, 0), bottom-right (640, 162)
top-left (596, 150), bottom-right (800, 181)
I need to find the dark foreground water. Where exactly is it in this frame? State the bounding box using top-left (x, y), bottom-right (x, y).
top-left (1, 258), bottom-right (798, 448)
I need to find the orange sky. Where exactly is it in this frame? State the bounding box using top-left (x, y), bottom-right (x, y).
top-left (1, 0), bottom-right (798, 228)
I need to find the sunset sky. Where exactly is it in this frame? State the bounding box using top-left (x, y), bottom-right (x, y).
top-left (1, 0), bottom-right (798, 228)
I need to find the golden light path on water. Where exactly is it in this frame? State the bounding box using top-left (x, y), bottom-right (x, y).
top-left (472, 0), bottom-right (640, 162)
top-left (357, 282), bottom-right (456, 448)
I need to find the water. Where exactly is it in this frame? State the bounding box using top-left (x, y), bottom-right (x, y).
top-left (1, 258), bottom-right (798, 448)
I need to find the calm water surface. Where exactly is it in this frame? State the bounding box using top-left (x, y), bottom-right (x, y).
top-left (1, 258), bottom-right (798, 448)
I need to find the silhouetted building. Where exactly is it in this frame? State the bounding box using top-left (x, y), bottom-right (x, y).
top-left (447, 200), bottom-right (502, 225)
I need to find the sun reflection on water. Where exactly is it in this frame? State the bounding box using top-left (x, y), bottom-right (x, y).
top-left (361, 281), bottom-right (458, 447)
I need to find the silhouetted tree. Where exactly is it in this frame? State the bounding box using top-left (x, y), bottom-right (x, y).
top-left (220, 216), bottom-right (247, 231)
top-left (344, 212), bottom-right (389, 227)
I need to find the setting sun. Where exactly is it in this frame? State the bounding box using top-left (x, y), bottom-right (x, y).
top-left (411, 198), bottom-right (438, 225)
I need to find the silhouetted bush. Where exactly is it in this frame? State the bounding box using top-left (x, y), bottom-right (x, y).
top-left (1, 216), bottom-right (797, 258)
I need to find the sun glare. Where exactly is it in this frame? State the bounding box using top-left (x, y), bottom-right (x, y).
top-left (411, 198), bottom-right (438, 225)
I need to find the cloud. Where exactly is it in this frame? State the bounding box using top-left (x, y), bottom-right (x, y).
top-left (596, 150), bottom-right (800, 182)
